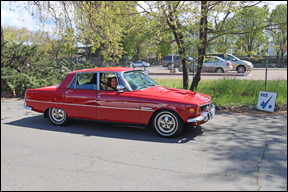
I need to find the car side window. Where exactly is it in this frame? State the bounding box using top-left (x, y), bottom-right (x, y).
top-left (175, 56), bottom-right (180, 60)
top-left (164, 56), bottom-right (172, 60)
top-left (210, 58), bottom-right (219, 62)
top-left (224, 56), bottom-right (233, 61)
top-left (69, 73), bottom-right (97, 90)
top-left (100, 72), bottom-right (121, 91)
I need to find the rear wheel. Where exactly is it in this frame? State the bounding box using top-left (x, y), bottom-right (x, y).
top-left (153, 110), bottom-right (184, 137)
top-left (167, 63), bottom-right (172, 70)
top-left (215, 68), bottom-right (224, 73)
top-left (48, 108), bottom-right (69, 125)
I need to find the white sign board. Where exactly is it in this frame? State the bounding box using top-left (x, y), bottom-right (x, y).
top-left (257, 91), bottom-right (277, 112)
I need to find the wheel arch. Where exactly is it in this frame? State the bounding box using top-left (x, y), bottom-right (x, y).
top-left (43, 105), bottom-right (65, 118)
top-left (147, 107), bottom-right (184, 127)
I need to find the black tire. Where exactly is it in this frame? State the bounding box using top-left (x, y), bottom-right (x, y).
top-left (215, 68), bottom-right (224, 73)
top-left (48, 108), bottom-right (69, 125)
top-left (167, 63), bottom-right (172, 70)
top-left (237, 65), bottom-right (246, 73)
top-left (153, 110), bottom-right (184, 137)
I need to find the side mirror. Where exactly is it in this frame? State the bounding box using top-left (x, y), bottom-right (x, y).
top-left (117, 85), bottom-right (125, 92)
top-left (232, 58), bottom-right (236, 61)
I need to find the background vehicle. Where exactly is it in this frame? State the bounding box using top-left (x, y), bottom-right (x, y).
top-left (161, 55), bottom-right (193, 70)
top-left (178, 56), bottom-right (233, 73)
top-left (208, 53), bottom-right (254, 73)
top-left (130, 61), bottom-right (150, 68)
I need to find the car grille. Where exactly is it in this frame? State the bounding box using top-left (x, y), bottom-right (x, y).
top-left (199, 103), bottom-right (211, 114)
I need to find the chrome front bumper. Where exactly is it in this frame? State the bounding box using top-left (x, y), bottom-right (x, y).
top-left (187, 104), bottom-right (216, 125)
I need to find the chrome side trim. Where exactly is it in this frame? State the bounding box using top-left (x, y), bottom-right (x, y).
top-left (25, 99), bottom-right (154, 111)
top-left (65, 103), bottom-right (97, 107)
top-left (98, 106), bottom-right (139, 111)
top-left (25, 99), bottom-right (96, 108)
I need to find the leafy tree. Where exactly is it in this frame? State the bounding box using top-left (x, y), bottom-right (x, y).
top-left (16, 1), bottom-right (287, 91)
top-left (268, 4), bottom-right (287, 63)
top-left (232, 6), bottom-right (269, 57)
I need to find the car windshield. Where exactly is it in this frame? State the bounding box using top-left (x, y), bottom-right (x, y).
top-left (123, 71), bottom-right (158, 90)
top-left (229, 54), bottom-right (241, 61)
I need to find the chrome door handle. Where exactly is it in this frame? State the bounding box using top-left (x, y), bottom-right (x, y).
top-left (66, 90), bottom-right (73, 93)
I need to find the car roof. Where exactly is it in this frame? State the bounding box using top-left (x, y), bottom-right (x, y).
top-left (69, 67), bottom-right (135, 74)
top-left (206, 56), bottom-right (225, 61)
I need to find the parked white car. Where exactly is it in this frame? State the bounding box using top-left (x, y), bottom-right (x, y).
top-left (130, 61), bottom-right (150, 68)
top-left (178, 56), bottom-right (233, 73)
top-left (210, 53), bottom-right (254, 73)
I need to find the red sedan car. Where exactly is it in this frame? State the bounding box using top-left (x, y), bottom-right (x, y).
top-left (24, 67), bottom-right (215, 137)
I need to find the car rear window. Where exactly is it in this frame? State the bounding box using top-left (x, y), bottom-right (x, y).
top-left (163, 56), bottom-right (172, 60)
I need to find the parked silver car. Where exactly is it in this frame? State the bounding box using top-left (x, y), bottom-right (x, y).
top-left (210, 53), bottom-right (254, 73)
top-left (130, 61), bottom-right (150, 68)
top-left (161, 55), bottom-right (193, 69)
top-left (178, 56), bottom-right (233, 73)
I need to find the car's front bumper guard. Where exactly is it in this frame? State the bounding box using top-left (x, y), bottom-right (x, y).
top-left (187, 104), bottom-right (216, 125)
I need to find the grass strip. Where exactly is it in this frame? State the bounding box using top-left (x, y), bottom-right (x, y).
top-left (153, 78), bottom-right (287, 109)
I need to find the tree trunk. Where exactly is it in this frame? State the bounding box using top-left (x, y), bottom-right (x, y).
top-left (190, 1), bottom-right (208, 91)
top-left (1, 25), bottom-right (3, 44)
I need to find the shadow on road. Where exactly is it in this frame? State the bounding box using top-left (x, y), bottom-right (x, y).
top-left (5, 115), bottom-right (203, 144)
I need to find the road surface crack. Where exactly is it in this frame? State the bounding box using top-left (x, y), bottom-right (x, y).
top-left (256, 117), bottom-right (269, 191)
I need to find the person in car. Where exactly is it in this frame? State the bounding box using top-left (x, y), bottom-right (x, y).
top-left (107, 77), bottom-right (118, 90)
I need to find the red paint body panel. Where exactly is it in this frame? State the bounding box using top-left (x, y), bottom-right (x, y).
top-left (25, 85), bottom-right (64, 113)
top-left (64, 89), bottom-right (97, 120)
top-left (97, 90), bottom-right (140, 123)
top-left (24, 68), bottom-right (213, 126)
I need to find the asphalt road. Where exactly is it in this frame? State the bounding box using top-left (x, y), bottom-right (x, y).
top-left (1, 99), bottom-right (287, 191)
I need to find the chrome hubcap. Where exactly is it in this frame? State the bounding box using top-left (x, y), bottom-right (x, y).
top-left (157, 114), bottom-right (176, 134)
top-left (51, 108), bottom-right (65, 122)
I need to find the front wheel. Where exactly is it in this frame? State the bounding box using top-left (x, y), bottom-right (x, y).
top-left (153, 110), bottom-right (184, 137)
top-left (48, 108), bottom-right (69, 125)
top-left (237, 65), bottom-right (246, 73)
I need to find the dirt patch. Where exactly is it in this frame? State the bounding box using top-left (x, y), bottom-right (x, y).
top-left (216, 105), bottom-right (287, 116)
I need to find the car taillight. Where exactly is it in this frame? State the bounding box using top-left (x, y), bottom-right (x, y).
top-left (162, 60), bottom-right (164, 63)
top-left (227, 61), bottom-right (231, 66)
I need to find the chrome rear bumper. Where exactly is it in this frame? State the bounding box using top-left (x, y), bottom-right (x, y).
top-left (24, 102), bottom-right (32, 110)
top-left (187, 104), bottom-right (216, 125)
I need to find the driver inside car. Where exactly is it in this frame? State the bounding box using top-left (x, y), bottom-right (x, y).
top-left (107, 77), bottom-right (118, 90)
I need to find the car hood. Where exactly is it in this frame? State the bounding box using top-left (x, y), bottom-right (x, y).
top-left (135, 85), bottom-right (212, 105)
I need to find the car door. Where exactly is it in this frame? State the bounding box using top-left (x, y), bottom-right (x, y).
top-left (64, 73), bottom-right (97, 120)
top-left (174, 56), bottom-right (181, 67)
top-left (204, 57), bottom-right (219, 72)
top-left (97, 73), bottom-right (140, 124)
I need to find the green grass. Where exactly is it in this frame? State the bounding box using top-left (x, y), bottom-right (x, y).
top-left (153, 78), bottom-right (287, 109)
